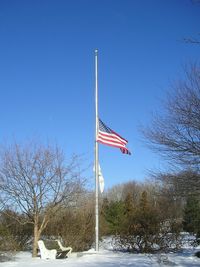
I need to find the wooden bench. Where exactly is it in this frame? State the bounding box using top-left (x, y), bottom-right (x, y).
top-left (38, 239), bottom-right (72, 259)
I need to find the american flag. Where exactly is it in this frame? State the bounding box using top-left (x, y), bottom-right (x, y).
top-left (97, 119), bottom-right (131, 155)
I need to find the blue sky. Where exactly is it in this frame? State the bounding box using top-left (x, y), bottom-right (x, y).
top-left (0, 0), bottom-right (200, 189)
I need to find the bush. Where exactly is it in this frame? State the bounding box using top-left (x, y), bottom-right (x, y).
top-left (44, 199), bottom-right (95, 252)
top-left (0, 210), bottom-right (33, 251)
top-left (183, 196), bottom-right (200, 241)
top-left (112, 191), bottom-right (182, 253)
top-left (100, 199), bottom-right (125, 235)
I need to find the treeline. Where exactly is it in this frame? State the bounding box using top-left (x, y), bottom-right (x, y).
top-left (0, 174), bottom-right (200, 254)
top-left (100, 177), bottom-right (200, 253)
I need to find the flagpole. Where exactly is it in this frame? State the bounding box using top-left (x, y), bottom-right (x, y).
top-left (95, 49), bottom-right (99, 251)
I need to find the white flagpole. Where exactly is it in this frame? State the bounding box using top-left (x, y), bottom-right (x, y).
top-left (95, 49), bottom-right (99, 251)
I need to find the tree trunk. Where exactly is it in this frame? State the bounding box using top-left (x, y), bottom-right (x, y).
top-left (32, 223), bottom-right (40, 257)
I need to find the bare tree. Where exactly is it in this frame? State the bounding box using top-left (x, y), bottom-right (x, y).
top-left (0, 142), bottom-right (85, 257)
top-left (143, 64), bottom-right (200, 169)
top-left (183, 1), bottom-right (200, 44)
top-left (184, 35), bottom-right (200, 45)
top-left (154, 170), bottom-right (200, 197)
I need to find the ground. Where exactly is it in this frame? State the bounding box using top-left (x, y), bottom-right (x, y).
top-left (0, 237), bottom-right (200, 267)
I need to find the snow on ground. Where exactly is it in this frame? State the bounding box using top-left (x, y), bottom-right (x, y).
top-left (1, 249), bottom-right (200, 267)
top-left (0, 237), bottom-right (200, 267)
